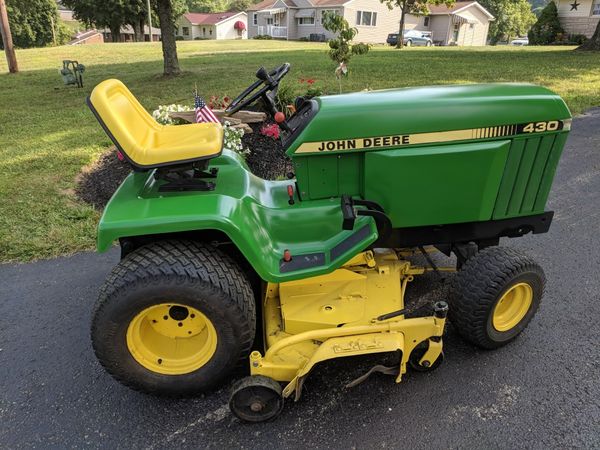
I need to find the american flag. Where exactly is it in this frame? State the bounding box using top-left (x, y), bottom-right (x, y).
top-left (194, 91), bottom-right (220, 124)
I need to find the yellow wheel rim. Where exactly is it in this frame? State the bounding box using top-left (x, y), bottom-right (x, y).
top-left (492, 282), bottom-right (533, 332)
top-left (126, 303), bottom-right (217, 375)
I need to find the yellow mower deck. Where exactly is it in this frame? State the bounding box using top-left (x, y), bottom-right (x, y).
top-left (249, 249), bottom-right (448, 399)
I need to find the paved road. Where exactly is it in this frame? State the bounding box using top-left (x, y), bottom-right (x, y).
top-left (1, 110), bottom-right (599, 449)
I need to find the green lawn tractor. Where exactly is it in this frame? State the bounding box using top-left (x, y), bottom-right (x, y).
top-left (87, 64), bottom-right (571, 422)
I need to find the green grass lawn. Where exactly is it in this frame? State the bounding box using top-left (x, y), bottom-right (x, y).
top-left (0, 41), bottom-right (599, 262)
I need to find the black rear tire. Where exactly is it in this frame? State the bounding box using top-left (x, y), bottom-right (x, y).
top-left (448, 246), bottom-right (545, 349)
top-left (91, 240), bottom-right (256, 396)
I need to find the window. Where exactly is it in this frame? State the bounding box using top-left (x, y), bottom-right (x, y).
top-left (266, 17), bottom-right (274, 25)
top-left (593, 0), bottom-right (600, 15)
top-left (321, 9), bottom-right (338, 24)
top-left (253, 12), bottom-right (258, 25)
top-left (297, 16), bottom-right (315, 25)
top-left (182, 27), bottom-right (189, 36)
top-left (356, 11), bottom-right (377, 26)
top-left (452, 23), bottom-right (459, 41)
top-left (423, 16), bottom-right (430, 27)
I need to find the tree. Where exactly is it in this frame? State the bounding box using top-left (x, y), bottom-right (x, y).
top-left (577, 21), bottom-right (600, 50)
top-left (0, 0), bottom-right (68, 49)
top-left (63, 0), bottom-right (127, 42)
top-left (228, 0), bottom-right (251, 12)
top-left (380, 0), bottom-right (454, 48)
top-left (479, 0), bottom-right (536, 43)
top-left (185, 0), bottom-right (229, 12)
top-left (527, 0), bottom-right (563, 44)
top-left (156, 0), bottom-right (180, 75)
top-left (322, 12), bottom-right (370, 92)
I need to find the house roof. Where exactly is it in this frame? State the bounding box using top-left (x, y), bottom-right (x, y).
top-left (248, 0), bottom-right (347, 11)
top-left (428, 1), bottom-right (494, 19)
top-left (184, 12), bottom-right (244, 25)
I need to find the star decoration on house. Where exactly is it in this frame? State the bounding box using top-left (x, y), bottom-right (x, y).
top-left (570, 0), bottom-right (580, 10)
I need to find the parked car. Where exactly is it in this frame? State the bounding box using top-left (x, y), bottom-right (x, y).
top-left (510, 37), bottom-right (529, 46)
top-left (387, 30), bottom-right (433, 47)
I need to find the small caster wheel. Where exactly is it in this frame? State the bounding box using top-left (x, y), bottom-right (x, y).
top-left (229, 376), bottom-right (284, 423)
top-left (409, 340), bottom-right (444, 372)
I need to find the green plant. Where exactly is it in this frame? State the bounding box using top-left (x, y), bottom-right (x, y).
top-left (528, 1), bottom-right (564, 45)
top-left (322, 11), bottom-right (371, 93)
top-left (175, 35), bottom-right (185, 40)
top-left (568, 34), bottom-right (588, 45)
top-left (152, 104), bottom-right (193, 125)
top-left (275, 82), bottom-right (296, 114)
top-left (223, 121), bottom-right (250, 157)
top-left (253, 34), bottom-right (273, 40)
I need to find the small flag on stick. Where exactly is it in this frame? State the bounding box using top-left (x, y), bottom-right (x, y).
top-left (194, 88), bottom-right (220, 124)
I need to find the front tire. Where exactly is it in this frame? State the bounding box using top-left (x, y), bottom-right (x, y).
top-left (448, 246), bottom-right (545, 349)
top-left (91, 240), bottom-right (256, 396)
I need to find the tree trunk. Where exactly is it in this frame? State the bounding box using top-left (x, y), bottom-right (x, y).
top-left (157, 0), bottom-right (181, 76)
top-left (577, 20), bottom-right (600, 50)
top-left (0, 0), bottom-right (18, 73)
top-left (109, 24), bottom-right (121, 42)
top-left (132, 19), bottom-right (143, 42)
top-left (396, 0), bottom-right (407, 49)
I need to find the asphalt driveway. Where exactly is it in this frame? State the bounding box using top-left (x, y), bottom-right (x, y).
top-left (1, 110), bottom-right (599, 449)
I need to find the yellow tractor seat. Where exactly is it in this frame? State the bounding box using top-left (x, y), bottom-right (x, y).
top-left (87, 79), bottom-right (223, 169)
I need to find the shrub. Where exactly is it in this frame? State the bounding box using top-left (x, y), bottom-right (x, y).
top-left (568, 33), bottom-right (588, 45)
top-left (528, 2), bottom-right (564, 45)
top-left (175, 35), bottom-right (185, 41)
top-left (253, 34), bottom-right (273, 40)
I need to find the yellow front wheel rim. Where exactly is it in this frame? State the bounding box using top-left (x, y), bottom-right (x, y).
top-left (492, 282), bottom-right (533, 332)
top-left (126, 303), bottom-right (218, 375)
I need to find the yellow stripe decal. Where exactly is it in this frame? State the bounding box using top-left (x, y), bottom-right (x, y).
top-left (294, 120), bottom-right (569, 154)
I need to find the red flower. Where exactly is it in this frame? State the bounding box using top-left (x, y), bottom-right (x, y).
top-left (223, 96), bottom-right (231, 106)
top-left (260, 123), bottom-right (280, 140)
top-left (306, 78), bottom-right (316, 84)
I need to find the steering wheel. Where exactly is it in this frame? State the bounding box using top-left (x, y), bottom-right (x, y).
top-left (225, 63), bottom-right (291, 116)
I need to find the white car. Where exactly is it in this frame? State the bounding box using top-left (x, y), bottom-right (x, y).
top-left (510, 37), bottom-right (529, 46)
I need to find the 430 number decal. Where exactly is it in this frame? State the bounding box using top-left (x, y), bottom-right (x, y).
top-left (520, 121), bottom-right (562, 134)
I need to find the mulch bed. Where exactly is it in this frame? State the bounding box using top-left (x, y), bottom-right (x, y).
top-left (76, 122), bottom-right (292, 210)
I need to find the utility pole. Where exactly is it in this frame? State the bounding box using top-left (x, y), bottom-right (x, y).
top-left (0, 0), bottom-right (18, 73)
top-left (146, 0), bottom-right (153, 41)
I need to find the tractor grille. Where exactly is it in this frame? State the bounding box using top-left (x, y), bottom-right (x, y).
top-left (493, 132), bottom-right (569, 219)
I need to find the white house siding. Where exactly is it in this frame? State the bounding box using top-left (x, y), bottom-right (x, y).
top-left (557, 0), bottom-right (600, 37)
top-left (216, 14), bottom-right (248, 39)
top-left (429, 15), bottom-right (451, 44)
top-left (343, 0), bottom-right (402, 43)
top-left (291, 8), bottom-right (342, 40)
top-left (454, 7), bottom-right (489, 45)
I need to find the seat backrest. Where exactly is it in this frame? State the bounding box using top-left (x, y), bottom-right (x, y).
top-left (88, 79), bottom-right (160, 165)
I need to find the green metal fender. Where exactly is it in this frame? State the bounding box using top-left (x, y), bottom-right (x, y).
top-left (97, 150), bottom-right (378, 283)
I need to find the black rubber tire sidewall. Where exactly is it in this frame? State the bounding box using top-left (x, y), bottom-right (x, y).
top-left (91, 241), bottom-right (256, 396)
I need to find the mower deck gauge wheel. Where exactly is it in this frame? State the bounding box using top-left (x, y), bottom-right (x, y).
top-left (229, 376), bottom-right (284, 422)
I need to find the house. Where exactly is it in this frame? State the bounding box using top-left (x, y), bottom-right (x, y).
top-left (176, 12), bottom-right (248, 40)
top-left (247, 0), bottom-right (402, 43)
top-left (555, 0), bottom-right (600, 38)
top-left (68, 29), bottom-right (104, 45)
top-left (406, 1), bottom-right (494, 46)
top-left (100, 25), bottom-right (161, 42)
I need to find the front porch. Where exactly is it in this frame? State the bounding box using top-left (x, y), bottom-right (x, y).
top-left (257, 25), bottom-right (288, 38)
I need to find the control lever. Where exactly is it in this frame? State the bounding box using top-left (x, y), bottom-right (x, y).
top-left (341, 195), bottom-right (356, 230)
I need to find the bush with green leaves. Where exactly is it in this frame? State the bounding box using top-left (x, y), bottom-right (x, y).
top-left (528, 1), bottom-right (564, 45)
top-left (322, 11), bottom-right (370, 92)
top-left (253, 34), bottom-right (273, 40)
